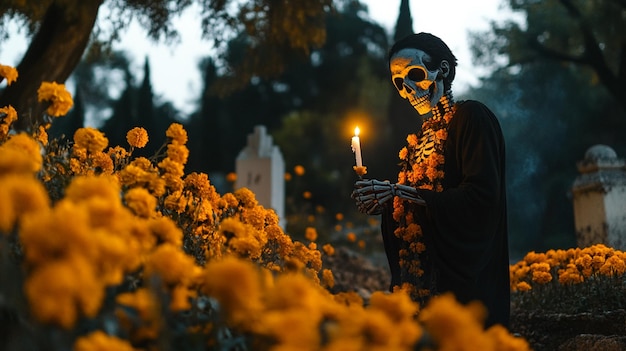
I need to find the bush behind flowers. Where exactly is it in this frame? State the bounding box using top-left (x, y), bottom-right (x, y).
top-left (0, 65), bottom-right (529, 351)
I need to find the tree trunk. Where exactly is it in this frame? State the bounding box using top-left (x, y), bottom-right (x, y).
top-left (0, 0), bottom-right (103, 131)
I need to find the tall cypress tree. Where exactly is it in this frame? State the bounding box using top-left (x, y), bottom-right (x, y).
top-left (385, 0), bottom-right (417, 179)
top-left (136, 57), bottom-right (163, 156)
top-left (102, 68), bottom-right (135, 150)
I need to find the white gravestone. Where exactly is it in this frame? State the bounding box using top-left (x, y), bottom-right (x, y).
top-left (235, 125), bottom-right (286, 227)
top-left (572, 144), bottom-right (626, 249)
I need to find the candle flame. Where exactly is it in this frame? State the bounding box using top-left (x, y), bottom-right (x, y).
top-left (354, 126), bottom-right (360, 136)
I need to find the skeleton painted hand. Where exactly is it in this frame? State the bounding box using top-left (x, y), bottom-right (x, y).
top-left (352, 179), bottom-right (426, 215)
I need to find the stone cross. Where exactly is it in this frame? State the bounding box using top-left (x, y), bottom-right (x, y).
top-left (235, 125), bottom-right (286, 226)
top-left (572, 144), bottom-right (626, 249)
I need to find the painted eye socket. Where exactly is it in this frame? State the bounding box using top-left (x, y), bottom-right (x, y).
top-left (407, 68), bottom-right (426, 82)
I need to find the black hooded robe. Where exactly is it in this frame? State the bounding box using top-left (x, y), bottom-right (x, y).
top-left (381, 99), bottom-right (510, 328)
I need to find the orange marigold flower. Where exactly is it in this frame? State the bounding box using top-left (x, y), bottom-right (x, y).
top-left (126, 127), bottom-right (149, 148)
top-left (226, 172), bottom-right (237, 183)
top-left (37, 81), bottom-right (73, 116)
top-left (303, 191), bottom-right (312, 199)
top-left (0, 105), bottom-right (18, 135)
top-left (0, 64), bottom-right (18, 85)
top-left (166, 123), bottom-right (188, 144)
top-left (0, 133), bottom-right (42, 175)
top-left (322, 243), bottom-right (335, 256)
top-left (91, 151), bottom-right (114, 175)
top-left (294, 165), bottom-right (305, 176)
top-left (74, 330), bottom-right (137, 351)
top-left (124, 187), bottom-right (157, 218)
top-left (284, 172), bottom-right (292, 181)
top-left (515, 281), bottom-right (532, 292)
top-left (200, 256), bottom-right (263, 327)
top-left (321, 268), bottom-right (334, 289)
top-left (305, 227), bottom-right (317, 242)
top-left (398, 147), bottom-right (408, 160)
top-left (406, 134), bottom-right (418, 147)
top-left (73, 127), bottom-right (108, 153)
top-left (347, 232), bottom-right (356, 242)
top-left (167, 143), bottom-right (189, 164)
top-left (234, 187), bottom-right (257, 208)
top-left (435, 129), bottom-right (448, 141)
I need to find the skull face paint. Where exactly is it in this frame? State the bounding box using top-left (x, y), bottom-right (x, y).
top-left (390, 48), bottom-right (447, 116)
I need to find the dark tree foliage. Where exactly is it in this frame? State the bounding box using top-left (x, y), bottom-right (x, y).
top-left (470, 0), bottom-right (626, 112)
top-left (386, 0), bottom-right (417, 182)
top-left (0, 0), bottom-right (337, 129)
top-left (185, 1), bottom-right (390, 218)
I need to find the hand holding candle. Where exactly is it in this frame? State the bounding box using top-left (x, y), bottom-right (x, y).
top-left (351, 126), bottom-right (367, 176)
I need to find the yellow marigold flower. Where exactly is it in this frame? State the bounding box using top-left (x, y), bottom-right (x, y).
top-left (322, 243), bottom-right (335, 256)
top-left (65, 175), bottom-right (120, 205)
top-left (346, 232), bottom-right (356, 242)
top-left (184, 172), bottom-right (215, 197)
top-left (220, 217), bottom-right (263, 259)
top-left (158, 157), bottom-right (184, 177)
top-left (201, 256), bottom-right (263, 327)
top-left (305, 227), bottom-right (318, 242)
top-left (167, 143), bottom-right (189, 164)
top-left (321, 269), bottom-right (334, 289)
top-left (166, 123), bottom-right (188, 144)
top-left (148, 216), bottom-right (183, 247)
top-left (144, 243), bottom-right (201, 287)
top-left (164, 191), bottom-right (187, 214)
top-left (74, 330), bottom-right (137, 351)
top-left (486, 324), bottom-right (532, 351)
top-left (600, 255), bottom-right (626, 276)
top-left (126, 127), bottom-right (149, 148)
top-left (73, 127), bottom-right (109, 153)
top-left (91, 151), bottom-right (114, 175)
top-left (115, 288), bottom-right (161, 340)
top-left (107, 145), bottom-right (130, 161)
top-left (294, 165), bottom-right (305, 176)
top-left (515, 281), bottom-right (532, 292)
top-left (370, 290), bottom-right (420, 323)
top-left (0, 175), bottom-right (49, 233)
top-left (531, 270), bottom-right (553, 284)
top-left (0, 133), bottom-right (42, 175)
top-left (37, 81), bottom-right (73, 116)
top-left (234, 187), bottom-right (258, 208)
top-left (35, 125), bottom-right (48, 145)
top-left (124, 187), bottom-right (157, 218)
top-left (419, 293), bottom-right (492, 351)
top-left (25, 256), bottom-right (104, 329)
top-left (0, 64), bottom-right (18, 85)
top-left (0, 105), bottom-right (18, 137)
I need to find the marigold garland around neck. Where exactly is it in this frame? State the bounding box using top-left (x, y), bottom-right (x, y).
top-left (391, 91), bottom-right (456, 303)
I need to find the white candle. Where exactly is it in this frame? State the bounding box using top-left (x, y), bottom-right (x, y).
top-left (351, 126), bottom-right (363, 167)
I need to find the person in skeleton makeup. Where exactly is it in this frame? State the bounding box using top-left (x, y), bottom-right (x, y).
top-left (352, 33), bottom-right (510, 328)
